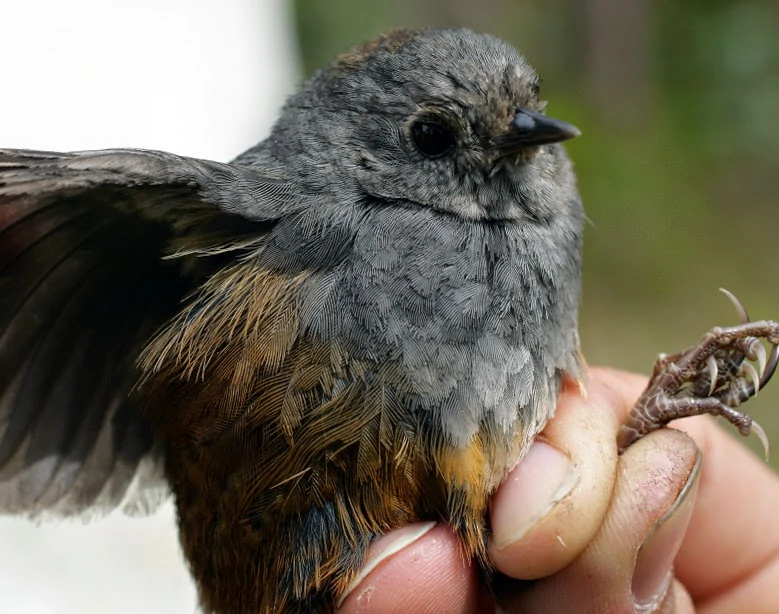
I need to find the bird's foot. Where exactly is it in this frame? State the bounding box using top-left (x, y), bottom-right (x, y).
top-left (617, 289), bottom-right (779, 460)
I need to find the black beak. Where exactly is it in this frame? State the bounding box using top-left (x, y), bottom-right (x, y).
top-left (493, 108), bottom-right (581, 153)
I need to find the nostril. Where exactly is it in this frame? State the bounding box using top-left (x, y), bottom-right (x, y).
top-left (512, 111), bottom-right (536, 134)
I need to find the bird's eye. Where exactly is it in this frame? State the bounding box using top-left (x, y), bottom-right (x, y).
top-left (410, 119), bottom-right (457, 158)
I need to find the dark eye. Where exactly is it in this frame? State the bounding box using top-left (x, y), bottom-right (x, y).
top-left (410, 119), bottom-right (456, 158)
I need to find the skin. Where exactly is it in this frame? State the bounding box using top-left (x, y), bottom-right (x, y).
top-left (339, 368), bottom-right (779, 613)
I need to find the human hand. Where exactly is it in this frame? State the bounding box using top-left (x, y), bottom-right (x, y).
top-left (338, 368), bottom-right (779, 613)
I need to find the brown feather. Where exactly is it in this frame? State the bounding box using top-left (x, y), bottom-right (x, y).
top-left (138, 258), bottom-right (505, 612)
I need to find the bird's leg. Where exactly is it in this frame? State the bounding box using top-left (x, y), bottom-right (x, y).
top-left (617, 290), bottom-right (779, 459)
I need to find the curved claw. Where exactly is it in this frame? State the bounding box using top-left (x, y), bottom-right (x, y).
top-left (750, 419), bottom-right (771, 462)
top-left (719, 287), bottom-right (750, 324)
top-left (754, 342), bottom-right (768, 378)
top-left (733, 343), bottom-right (778, 401)
top-left (706, 355), bottom-right (718, 396)
top-left (760, 344), bottom-right (779, 389)
top-left (742, 361), bottom-right (761, 395)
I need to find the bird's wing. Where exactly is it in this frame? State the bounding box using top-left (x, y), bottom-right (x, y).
top-left (0, 147), bottom-right (297, 517)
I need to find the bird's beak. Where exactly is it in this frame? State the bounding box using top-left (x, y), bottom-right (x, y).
top-left (493, 108), bottom-right (581, 154)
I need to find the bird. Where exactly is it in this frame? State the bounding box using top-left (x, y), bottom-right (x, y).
top-left (1, 27), bottom-right (775, 613)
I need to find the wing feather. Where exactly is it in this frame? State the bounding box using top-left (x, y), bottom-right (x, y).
top-left (0, 146), bottom-right (296, 516)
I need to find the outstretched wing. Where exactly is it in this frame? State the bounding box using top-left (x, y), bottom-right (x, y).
top-left (0, 147), bottom-right (297, 517)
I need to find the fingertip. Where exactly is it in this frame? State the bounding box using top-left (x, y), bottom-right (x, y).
top-left (490, 375), bottom-right (625, 579)
top-left (499, 429), bottom-right (700, 612)
top-left (338, 524), bottom-right (484, 614)
top-left (338, 521), bottom-right (437, 607)
top-left (490, 441), bottom-right (580, 577)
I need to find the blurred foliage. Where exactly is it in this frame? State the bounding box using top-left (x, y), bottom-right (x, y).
top-left (291, 0), bottom-right (779, 462)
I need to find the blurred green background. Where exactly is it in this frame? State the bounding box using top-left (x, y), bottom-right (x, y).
top-left (291, 0), bottom-right (779, 462)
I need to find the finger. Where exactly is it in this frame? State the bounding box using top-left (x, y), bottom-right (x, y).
top-left (669, 417), bottom-right (779, 612)
top-left (500, 428), bottom-right (700, 613)
top-left (490, 372), bottom-right (628, 579)
top-left (337, 523), bottom-right (489, 614)
top-left (590, 367), bottom-right (779, 611)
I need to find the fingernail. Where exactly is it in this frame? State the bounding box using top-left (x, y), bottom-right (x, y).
top-left (492, 441), bottom-right (579, 550)
top-left (632, 450), bottom-right (701, 607)
top-left (337, 521), bottom-right (437, 607)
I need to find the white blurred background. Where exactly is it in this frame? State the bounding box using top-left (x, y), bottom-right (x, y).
top-left (0, 1), bottom-right (299, 612)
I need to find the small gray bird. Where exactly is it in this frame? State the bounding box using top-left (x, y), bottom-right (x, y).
top-left (0, 28), bottom-right (775, 614)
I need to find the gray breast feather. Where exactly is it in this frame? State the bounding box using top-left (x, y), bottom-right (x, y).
top-left (293, 203), bottom-right (580, 447)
